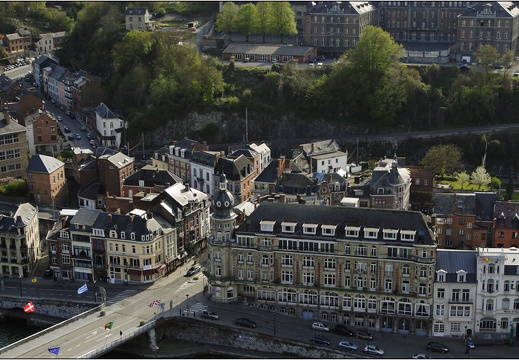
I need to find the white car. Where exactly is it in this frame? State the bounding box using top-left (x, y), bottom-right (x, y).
top-left (311, 322), bottom-right (330, 332)
top-left (364, 345), bottom-right (384, 356)
top-left (338, 340), bottom-right (358, 351)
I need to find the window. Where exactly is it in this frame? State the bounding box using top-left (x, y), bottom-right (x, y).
top-left (436, 304), bottom-right (444, 316)
top-left (324, 273), bottom-right (336, 287)
top-left (303, 256), bottom-right (314, 268)
top-left (303, 272), bottom-right (315, 286)
top-left (281, 271), bottom-right (293, 284)
top-left (324, 258), bottom-right (336, 270)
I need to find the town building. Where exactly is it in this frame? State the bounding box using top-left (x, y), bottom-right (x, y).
top-left (291, 139), bottom-right (347, 175)
top-left (0, 74), bottom-right (23, 109)
top-left (31, 54), bottom-right (59, 92)
top-left (34, 31), bottom-right (66, 54)
top-left (3, 28), bottom-right (32, 54)
top-left (122, 164), bottom-right (181, 197)
top-left (26, 154), bottom-right (67, 208)
top-left (98, 151), bottom-right (134, 199)
top-left (24, 109), bottom-right (61, 156)
top-left (475, 247), bottom-right (519, 343)
top-left (206, 191), bottom-right (437, 336)
top-left (46, 209), bottom-right (78, 281)
top-left (151, 146), bottom-right (169, 171)
top-left (433, 249), bottom-right (478, 338)
top-left (125, 7), bottom-right (153, 31)
top-left (94, 103), bottom-right (125, 149)
top-left (493, 201), bottom-right (519, 248)
top-left (12, 91), bottom-right (43, 126)
top-left (0, 111), bottom-right (28, 180)
top-left (249, 142), bottom-right (272, 174)
top-left (303, 1), bottom-right (378, 58)
top-left (190, 149), bottom-right (224, 196)
top-left (221, 44), bottom-right (317, 63)
top-left (167, 138), bottom-right (208, 185)
top-left (214, 155), bottom-right (256, 204)
top-left (0, 203), bottom-right (40, 278)
top-left (409, 167), bottom-right (435, 214)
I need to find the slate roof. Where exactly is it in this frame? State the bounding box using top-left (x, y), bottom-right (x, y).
top-left (229, 148), bottom-right (259, 159)
top-left (236, 202), bottom-right (435, 246)
top-left (276, 173), bottom-right (316, 195)
top-left (254, 158), bottom-right (280, 183)
top-left (475, 192), bottom-right (497, 221)
top-left (191, 150), bottom-right (221, 167)
top-left (32, 54), bottom-right (59, 69)
top-left (434, 193), bottom-right (476, 215)
top-left (92, 211), bottom-right (155, 240)
top-left (214, 156), bottom-right (254, 181)
top-left (0, 112), bottom-right (26, 134)
top-left (436, 249), bottom-right (478, 283)
top-left (26, 154), bottom-right (64, 174)
top-left (125, 7), bottom-right (148, 15)
top-left (307, 1), bottom-right (376, 15)
top-left (95, 103), bottom-right (120, 119)
top-left (70, 208), bottom-right (102, 227)
top-left (460, 1), bottom-right (519, 18)
top-left (0, 203), bottom-right (37, 232)
top-left (78, 181), bottom-right (101, 201)
top-left (123, 165), bottom-right (181, 187)
top-left (494, 200), bottom-right (519, 227)
top-left (223, 44), bottom-right (314, 57)
top-left (169, 139), bottom-right (202, 160)
top-left (292, 139), bottom-right (340, 158)
top-left (48, 65), bottom-right (66, 82)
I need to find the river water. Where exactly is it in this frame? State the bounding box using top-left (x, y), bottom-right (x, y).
top-left (0, 317), bottom-right (40, 348)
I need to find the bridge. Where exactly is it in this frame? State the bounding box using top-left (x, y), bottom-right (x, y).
top-left (0, 267), bottom-right (204, 358)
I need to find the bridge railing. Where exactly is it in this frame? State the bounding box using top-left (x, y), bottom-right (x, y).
top-left (0, 304), bottom-right (103, 354)
top-left (78, 320), bottom-right (157, 358)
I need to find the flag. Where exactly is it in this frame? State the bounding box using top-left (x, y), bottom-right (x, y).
top-left (48, 347), bottom-right (60, 355)
top-left (77, 283), bottom-right (88, 294)
top-left (104, 322), bottom-right (113, 330)
top-left (31, 277), bottom-right (37, 283)
top-left (148, 299), bottom-right (161, 307)
top-left (23, 302), bottom-right (35, 313)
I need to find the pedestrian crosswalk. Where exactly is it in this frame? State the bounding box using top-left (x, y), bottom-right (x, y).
top-left (175, 277), bottom-right (203, 293)
top-left (184, 300), bottom-right (207, 314)
top-left (105, 290), bottom-right (138, 306)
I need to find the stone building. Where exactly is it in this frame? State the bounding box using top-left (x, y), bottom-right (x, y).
top-left (0, 111), bottom-right (28, 180)
top-left (206, 182), bottom-right (438, 336)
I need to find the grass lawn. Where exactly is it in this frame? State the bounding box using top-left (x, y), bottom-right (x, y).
top-left (437, 180), bottom-right (491, 191)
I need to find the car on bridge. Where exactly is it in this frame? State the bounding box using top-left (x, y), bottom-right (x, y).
top-left (201, 310), bottom-right (219, 320)
top-left (235, 318), bottom-right (256, 328)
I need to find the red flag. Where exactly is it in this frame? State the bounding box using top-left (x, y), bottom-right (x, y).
top-left (24, 302), bottom-right (35, 313)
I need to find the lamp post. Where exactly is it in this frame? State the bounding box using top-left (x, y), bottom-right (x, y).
top-left (19, 276), bottom-right (22, 297)
top-left (186, 294), bottom-right (189, 312)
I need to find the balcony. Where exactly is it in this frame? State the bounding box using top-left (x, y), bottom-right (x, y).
top-left (413, 256), bottom-right (435, 263)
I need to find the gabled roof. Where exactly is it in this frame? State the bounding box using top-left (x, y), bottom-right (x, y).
top-left (434, 193), bottom-right (476, 216)
top-left (190, 150), bottom-right (221, 167)
top-left (436, 249), bottom-right (478, 283)
top-left (100, 152), bottom-right (133, 169)
top-left (214, 155), bottom-right (254, 181)
top-left (0, 112), bottom-right (26, 134)
top-left (26, 154), bottom-right (64, 174)
top-left (70, 208), bottom-right (102, 227)
top-left (78, 181), bottom-right (101, 201)
top-left (254, 158), bottom-right (280, 183)
top-left (292, 139), bottom-right (340, 158)
top-left (229, 148), bottom-right (259, 159)
top-left (161, 182), bottom-right (210, 208)
top-left (95, 102), bottom-right (120, 120)
top-left (123, 165), bottom-right (181, 187)
top-left (494, 200), bottom-right (519, 226)
top-left (125, 7), bottom-right (149, 15)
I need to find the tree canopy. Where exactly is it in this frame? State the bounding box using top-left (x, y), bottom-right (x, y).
top-left (421, 144), bottom-right (463, 178)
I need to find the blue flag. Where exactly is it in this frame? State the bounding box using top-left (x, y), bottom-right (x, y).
top-left (77, 283), bottom-right (88, 294)
top-left (48, 346), bottom-right (60, 355)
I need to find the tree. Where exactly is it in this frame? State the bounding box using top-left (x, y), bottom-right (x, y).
top-left (255, 2), bottom-right (273, 43)
top-left (491, 176), bottom-right (501, 191)
top-left (506, 176), bottom-right (515, 200)
top-left (216, 1), bottom-right (238, 41)
top-left (421, 144), bottom-right (463, 178)
top-left (473, 44), bottom-right (500, 82)
top-left (236, 3), bottom-right (258, 42)
top-left (269, 2), bottom-right (297, 43)
top-left (471, 166), bottom-right (491, 189)
top-left (455, 171), bottom-right (470, 189)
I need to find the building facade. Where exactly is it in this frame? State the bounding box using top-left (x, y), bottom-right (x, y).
top-left (0, 111), bottom-right (28, 180)
top-left (207, 198), bottom-right (437, 336)
top-left (26, 154), bottom-right (67, 208)
top-left (493, 201), bottom-right (519, 248)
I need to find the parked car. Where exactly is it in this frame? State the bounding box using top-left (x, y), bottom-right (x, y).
top-left (426, 342), bottom-right (448, 353)
top-left (89, 139), bottom-right (96, 146)
top-left (307, 58), bottom-right (316, 63)
top-left (75, 134), bottom-right (81, 140)
top-left (68, 135), bottom-right (75, 141)
top-left (311, 335), bottom-right (330, 346)
top-left (466, 337), bottom-right (475, 349)
top-left (337, 340), bottom-right (358, 351)
top-left (364, 345), bottom-right (384, 356)
top-left (80, 125), bottom-right (86, 131)
top-left (51, 98), bottom-right (56, 104)
top-left (63, 126), bottom-right (71, 133)
top-left (56, 116), bottom-right (62, 122)
top-left (86, 133), bottom-right (92, 139)
top-left (355, 330), bottom-right (373, 340)
top-left (412, 354), bottom-right (430, 359)
top-left (316, 55), bottom-right (326, 61)
top-left (311, 322), bottom-right (330, 332)
top-left (186, 265), bottom-right (201, 276)
top-left (235, 318), bottom-right (256, 328)
top-left (334, 324), bottom-right (354, 336)
top-left (201, 310), bottom-right (219, 320)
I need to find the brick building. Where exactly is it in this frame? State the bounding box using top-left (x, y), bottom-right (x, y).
top-left (26, 154), bottom-right (67, 208)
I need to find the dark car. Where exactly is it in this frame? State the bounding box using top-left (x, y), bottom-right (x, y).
top-left (80, 125), bottom-right (86, 131)
top-left (235, 318), bottom-right (256, 328)
top-left (311, 335), bottom-right (331, 346)
top-left (307, 58), bottom-right (316, 63)
top-left (186, 265), bottom-right (201, 276)
top-left (63, 126), bottom-right (71, 133)
top-left (44, 269), bottom-right (52, 278)
top-left (355, 330), bottom-right (373, 340)
top-left (334, 324), bottom-right (354, 336)
top-left (68, 135), bottom-right (75, 141)
top-left (426, 341), bottom-right (449, 353)
top-left (466, 338), bottom-right (475, 349)
top-left (316, 55), bottom-right (326, 61)
top-left (75, 134), bottom-right (82, 140)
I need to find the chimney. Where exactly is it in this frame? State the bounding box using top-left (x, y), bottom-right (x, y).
top-left (3, 110), bottom-right (10, 125)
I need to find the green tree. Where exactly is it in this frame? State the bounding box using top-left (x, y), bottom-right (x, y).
top-left (4, 179), bottom-right (28, 197)
top-left (216, 1), bottom-right (238, 41)
top-left (455, 171), bottom-right (470, 189)
top-left (421, 144), bottom-right (463, 178)
top-left (491, 176), bottom-right (501, 190)
top-left (236, 3), bottom-right (258, 42)
top-left (506, 176), bottom-right (515, 200)
top-left (471, 166), bottom-right (492, 189)
top-left (269, 2), bottom-right (297, 43)
top-left (255, 2), bottom-right (273, 43)
top-left (473, 44), bottom-right (500, 82)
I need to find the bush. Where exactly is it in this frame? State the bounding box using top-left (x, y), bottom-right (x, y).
top-left (100, 311), bottom-right (106, 316)
top-left (140, 320), bottom-right (145, 326)
top-left (4, 179), bottom-right (28, 197)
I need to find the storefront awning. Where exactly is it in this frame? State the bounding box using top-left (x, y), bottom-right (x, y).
top-left (156, 264), bottom-right (166, 273)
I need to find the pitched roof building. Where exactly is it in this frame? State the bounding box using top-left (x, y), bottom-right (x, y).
top-left (26, 154), bottom-right (67, 207)
top-left (0, 111), bottom-right (28, 180)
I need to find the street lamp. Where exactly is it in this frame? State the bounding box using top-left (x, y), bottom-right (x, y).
top-left (186, 294), bottom-right (189, 312)
top-left (19, 276), bottom-right (22, 297)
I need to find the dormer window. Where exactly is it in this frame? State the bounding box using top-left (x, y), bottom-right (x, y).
top-left (436, 269), bottom-right (447, 282)
top-left (281, 222), bottom-right (296, 234)
top-left (383, 229), bottom-right (398, 241)
top-left (345, 226), bottom-right (360, 238)
top-left (260, 220), bottom-right (275, 232)
top-left (303, 223), bottom-right (318, 235)
top-left (363, 227), bottom-right (379, 239)
top-left (109, 230), bottom-right (117, 238)
top-left (60, 230), bottom-right (70, 238)
top-left (457, 270), bottom-right (467, 282)
top-left (130, 232), bottom-right (135, 240)
top-left (139, 180), bottom-right (144, 187)
top-left (321, 224), bottom-right (336, 237)
top-left (400, 230), bottom-right (416, 242)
